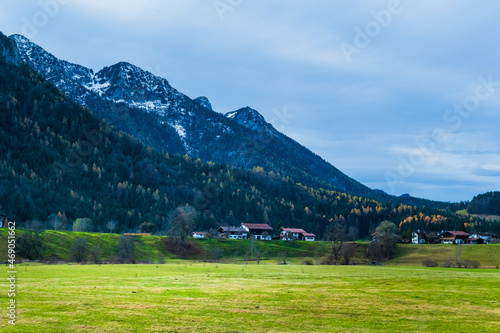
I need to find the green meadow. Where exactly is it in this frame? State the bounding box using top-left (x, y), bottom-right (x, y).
top-left (1, 263), bottom-right (500, 332)
top-left (2, 230), bottom-right (500, 332)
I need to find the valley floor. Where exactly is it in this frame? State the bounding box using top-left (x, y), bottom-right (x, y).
top-left (1, 263), bottom-right (500, 332)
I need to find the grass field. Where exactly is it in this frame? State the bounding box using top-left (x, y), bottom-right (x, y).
top-left (390, 244), bottom-right (500, 267)
top-left (1, 263), bottom-right (500, 332)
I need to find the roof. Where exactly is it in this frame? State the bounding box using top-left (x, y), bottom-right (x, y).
top-left (281, 228), bottom-right (307, 234)
top-left (302, 233), bottom-right (316, 237)
top-left (193, 232), bottom-right (208, 235)
top-left (443, 231), bottom-right (470, 237)
top-left (218, 226), bottom-right (247, 232)
top-left (242, 223), bottom-right (273, 230)
top-left (477, 232), bottom-right (500, 237)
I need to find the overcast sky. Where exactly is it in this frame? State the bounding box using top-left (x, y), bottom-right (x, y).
top-left (2, 0), bottom-right (500, 202)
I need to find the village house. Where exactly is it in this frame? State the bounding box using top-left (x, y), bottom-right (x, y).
top-left (469, 232), bottom-right (500, 244)
top-left (192, 232), bottom-right (210, 239)
top-left (280, 228), bottom-right (316, 241)
top-left (217, 226), bottom-right (248, 239)
top-left (241, 223), bottom-right (273, 240)
top-left (439, 231), bottom-right (470, 244)
top-left (412, 230), bottom-right (440, 244)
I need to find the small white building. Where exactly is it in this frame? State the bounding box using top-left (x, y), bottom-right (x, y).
top-left (192, 232), bottom-right (209, 239)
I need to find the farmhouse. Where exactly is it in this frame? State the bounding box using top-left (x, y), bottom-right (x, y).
top-left (412, 230), bottom-right (440, 244)
top-left (439, 231), bottom-right (470, 244)
top-left (470, 232), bottom-right (500, 244)
top-left (280, 228), bottom-right (316, 241)
top-left (241, 223), bottom-right (273, 240)
top-left (217, 226), bottom-right (248, 239)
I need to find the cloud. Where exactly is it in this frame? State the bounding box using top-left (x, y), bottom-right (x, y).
top-left (2, 0), bottom-right (500, 201)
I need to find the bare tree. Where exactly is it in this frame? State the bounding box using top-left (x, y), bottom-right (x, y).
top-left (368, 240), bottom-right (383, 262)
top-left (90, 245), bottom-right (103, 264)
top-left (118, 235), bottom-right (135, 263)
top-left (347, 226), bottom-right (359, 242)
top-left (341, 243), bottom-right (357, 265)
top-left (167, 205), bottom-right (198, 244)
top-left (106, 220), bottom-right (118, 233)
top-left (70, 237), bottom-right (88, 263)
top-left (324, 222), bottom-right (346, 263)
top-left (212, 247), bottom-right (224, 263)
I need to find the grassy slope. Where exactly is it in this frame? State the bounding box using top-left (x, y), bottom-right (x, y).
top-left (389, 244), bottom-right (500, 267)
top-left (456, 209), bottom-right (500, 221)
top-left (3, 229), bottom-right (500, 267)
top-left (0, 229), bottom-right (330, 263)
top-left (1, 263), bottom-right (499, 332)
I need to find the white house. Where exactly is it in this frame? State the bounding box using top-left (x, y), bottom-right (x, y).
top-left (217, 226), bottom-right (248, 239)
top-left (280, 228), bottom-right (316, 241)
top-left (470, 232), bottom-right (499, 244)
top-left (192, 232), bottom-right (209, 239)
top-left (241, 223), bottom-right (273, 240)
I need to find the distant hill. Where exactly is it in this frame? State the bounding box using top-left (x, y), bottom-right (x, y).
top-left (468, 192), bottom-right (500, 216)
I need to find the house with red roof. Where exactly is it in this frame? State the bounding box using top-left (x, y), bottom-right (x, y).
top-left (439, 231), bottom-right (470, 244)
top-left (241, 223), bottom-right (273, 240)
top-left (280, 227), bottom-right (316, 241)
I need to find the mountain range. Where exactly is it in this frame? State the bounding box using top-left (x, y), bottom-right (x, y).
top-left (4, 31), bottom-right (494, 238)
top-left (2, 32), bottom-right (448, 208)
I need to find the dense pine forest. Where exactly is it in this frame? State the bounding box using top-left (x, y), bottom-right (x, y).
top-left (0, 53), bottom-right (498, 239)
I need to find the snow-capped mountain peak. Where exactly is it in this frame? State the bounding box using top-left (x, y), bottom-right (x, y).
top-left (225, 107), bottom-right (271, 132)
top-left (194, 96), bottom-right (213, 111)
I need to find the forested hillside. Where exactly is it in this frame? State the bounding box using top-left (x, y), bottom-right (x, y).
top-left (468, 192), bottom-right (500, 215)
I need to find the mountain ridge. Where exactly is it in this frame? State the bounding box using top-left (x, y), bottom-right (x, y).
top-left (5, 32), bottom-right (449, 208)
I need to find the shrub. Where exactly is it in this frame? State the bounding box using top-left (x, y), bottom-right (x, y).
top-left (442, 261), bottom-right (455, 268)
top-left (90, 245), bottom-right (102, 264)
top-left (462, 260), bottom-right (480, 269)
top-left (320, 252), bottom-right (336, 265)
top-left (302, 258), bottom-right (315, 265)
top-left (162, 237), bottom-right (201, 258)
top-left (139, 222), bottom-right (156, 234)
top-left (422, 259), bottom-right (438, 267)
top-left (17, 230), bottom-right (45, 260)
